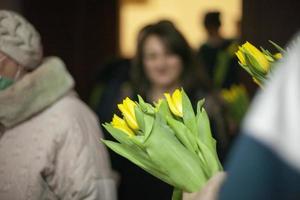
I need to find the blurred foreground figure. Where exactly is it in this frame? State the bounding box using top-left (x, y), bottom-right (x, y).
top-left (185, 34), bottom-right (300, 200)
top-left (0, 10), bottom-right (116, 200)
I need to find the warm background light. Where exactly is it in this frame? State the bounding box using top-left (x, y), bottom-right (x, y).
top-left (119, 0), bottom-right (242, 57)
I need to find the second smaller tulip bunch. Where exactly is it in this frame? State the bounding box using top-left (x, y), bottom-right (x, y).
top-left (236, 41), bottom-right (284, 87)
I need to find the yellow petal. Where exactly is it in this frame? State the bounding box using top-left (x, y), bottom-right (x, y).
top-left (164, 92), bottom-right (182, 117)
top-left (111, 115), bottom-right (135, 136)
top-left (235, 49), bottom-right (246, 65)
top-left (118, 99), bottom-right (139, 130)
top-left (274, 53), bottom-right (282, 60)
top-left (222, 85), bottom-right (246, 103)
top-left (124, 98), bottom-right (136, 116)
top-left (243, 42), bottom-right (270, 73)
top-left (221, 90), bottom-right (231, 102)
top-left (172, 89), bottom-right (183, 115)
top-left (111, 114), bottom-right (123, 127)
top-left (117, 103), bottom-right (128, 116)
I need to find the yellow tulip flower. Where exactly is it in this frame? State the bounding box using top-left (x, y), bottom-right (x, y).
top-left (235, 48), bottom-right (246, 66)
top-left (164, 89), bottom-right (183, 117)
top-left (221, 90), bottom-right (234, 103)
top-left (118, 97), bottom-right (139, 130)
top-left (111, 114), bottom-right (135, 137)
top-left (243, 42), bottom-right (270, 73)
top-left (221, 85), bottom-right (246, 103)
top-left (236, 40), bottom-right (285, 88)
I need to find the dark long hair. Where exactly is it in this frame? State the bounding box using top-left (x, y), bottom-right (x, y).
top-left (131, 20), bottom-right (199, 97)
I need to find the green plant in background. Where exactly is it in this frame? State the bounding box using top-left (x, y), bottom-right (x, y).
top-left (221, 84), bottom-right (249, 124)
top-left (213, 41), bottom-right (239, 88)
top-left (236, 41), bottom-right (284, 87)
top-left (102, 89), bottom-right (222, 200)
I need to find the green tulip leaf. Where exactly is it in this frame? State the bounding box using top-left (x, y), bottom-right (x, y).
top-left (157, 99), bottom-right (173, 121)
top-left (135, 106), bottom-right (145, 133)
top-left (172, 188), bottom-right (183, 200)
top-left (143, 113), bottom-right (155, 142)
top-left (196, 101), bottom-right (215, 151)
top-left (166, 115), bottom-right (197, 153)
top-left (145, 114), bottom-right (207, 192)
top-left (269, 40), bottom-right (286, 53)
top-left (181, 89), bottom-right (198, 137)
top-left (102, 139), bottom-right (173, 184)
top-left (138, 95), bottom-right (155, 115)
top-left (102, 123), bottom-right (134, 146)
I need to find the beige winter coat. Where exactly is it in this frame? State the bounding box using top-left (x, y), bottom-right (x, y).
top-left (0, 57), bottom-right (116, 200)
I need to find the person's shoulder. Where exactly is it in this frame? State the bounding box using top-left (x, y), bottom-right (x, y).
top-left (41, 92), bottom-right (99, 130)
top-left (56, 92), bottom-right (96, 117)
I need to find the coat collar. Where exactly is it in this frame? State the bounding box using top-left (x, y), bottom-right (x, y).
top-left (0, 57), bottom-right (74, 128)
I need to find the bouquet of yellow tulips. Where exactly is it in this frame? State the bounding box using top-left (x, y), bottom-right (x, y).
top-left (221, 84), bottom-right (249, 124)
top-left (102, 89), bottom-right (222, 200)
top-left (236, 41), bottom-right (284, 87)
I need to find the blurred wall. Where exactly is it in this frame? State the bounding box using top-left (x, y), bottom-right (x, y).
top-left (1, 0), bottom-right (299, 100)
top-left (119, 0), bottom-right (242, 57)
top-left (0, 0), bottom-right (21, 12)
top-left (242, 0), bottom-right (300, 49)
top-left (21, 0), bottom-right (119, 101)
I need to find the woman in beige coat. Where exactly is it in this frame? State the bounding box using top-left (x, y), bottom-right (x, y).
top-left (0, 10), bottom-right (116, 200)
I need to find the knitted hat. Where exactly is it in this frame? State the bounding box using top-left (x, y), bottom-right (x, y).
top-left (0, 10), bottom-right (43, 69)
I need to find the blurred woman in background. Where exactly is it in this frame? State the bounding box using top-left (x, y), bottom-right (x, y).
top-left (131, 20), bottom-right (206, 103)
top-left (109, 20), bottom-right (209, 200)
